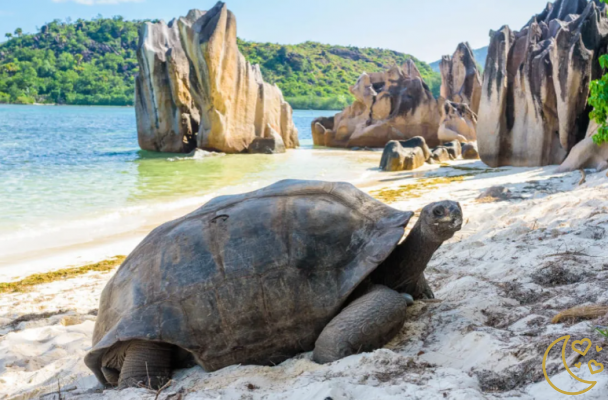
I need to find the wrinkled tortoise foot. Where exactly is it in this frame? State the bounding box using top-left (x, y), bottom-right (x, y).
top-left (420, 287), bottom-right (435, 300)
top-left (117, 341), bottom-right (173, 390)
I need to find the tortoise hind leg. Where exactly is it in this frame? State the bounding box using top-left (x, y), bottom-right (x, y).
top-left (312, 285), bottom-right (409, 364)
top-left (118, 341), bottom-right (173, 389)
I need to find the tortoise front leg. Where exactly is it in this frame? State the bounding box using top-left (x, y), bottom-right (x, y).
top-left (118, 340), bottom-right (173, 389)
top-left (312, 285), bottom-right (409, 364)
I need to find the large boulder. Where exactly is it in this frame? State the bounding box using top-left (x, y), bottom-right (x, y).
top-left (380, 141), bottom-right (426, 172)
top-left (403, 147), bottom-right (426, 170)
top-left (443, 141), bottom-right (462, 159)
top-left (135, 2), bottom-right (298, 154)
top-left (477, 0), bottom-right (608, 167)
top-left (431, 147), bottom-right (451, 163)
top-left (399, 136), bottom-right (431, 161)
top-left (438, 101), bottom-right (478, 143)
top-left (248, 126), bottom-right (287, 154)
top-left (312, 60), bottom-right (441, 149)
top-left (439, 43), bottom-right (482, 114)
top-left (557, 121), bottom-right (608, 171)
top-left (312, 117), bottom-right (335, 147)
top-left (462, 142), bottom-right (480, 160)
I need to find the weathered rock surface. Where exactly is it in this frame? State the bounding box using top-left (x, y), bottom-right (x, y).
top-left (248, 126), bottom-right (287, 154)
top-left (403, 147), bottom-right (426, 170)
top-left (135, 2), bottom-right (298, 154)
top-left (312, 117), bottom-right (334, 147)
top-left (431, 147), bottom-right (451, 163)
top-left (380, 141), bottom-right (408, 171)
top-left (477, 0), bottom-right (608, 167)
top-left (399, 136), bottom-right (431, 161)
top-left (462, 142), bottom-right (480, 160)
top-left (557, 121), bottom-right (608, 171)
top-left (380, 140), bottom-right (426, 171)
top-left (439, 43), bottom-right (482, 114)
top-left (312, 61), bottom-right (440, 148)
top-left (443, 141), bottom-right (462, 159)
top-left (438, 101), bottom-right (477, 143)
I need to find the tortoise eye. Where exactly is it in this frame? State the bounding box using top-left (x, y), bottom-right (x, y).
top-left (433, 207), bottom-right (444, 217)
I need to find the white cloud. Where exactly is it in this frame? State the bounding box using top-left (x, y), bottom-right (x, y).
top-left (0, 11), bottom-right (15, 16)
top-left (52, 0), bottom-right (144, 5)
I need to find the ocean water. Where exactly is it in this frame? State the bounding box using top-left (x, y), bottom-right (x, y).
top-left (0, 105), bottom-right (382, 260)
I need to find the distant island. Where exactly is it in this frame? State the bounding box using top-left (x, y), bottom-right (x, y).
top-left (0, 17), bottom-right (440, 110)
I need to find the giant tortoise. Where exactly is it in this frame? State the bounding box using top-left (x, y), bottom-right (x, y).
top-left (85, 179), bottom-right (462, 389)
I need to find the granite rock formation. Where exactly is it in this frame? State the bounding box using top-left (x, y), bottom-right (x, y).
top-left (462, 142), bottom-right (480, 160)
top-left (439, 43), bottom-right (482, 114)
top-left (247, 126), bottom-right (287, 154)
top-left (380, 141), bottom-right (426, 172)
top-left (312, 61), bottom-right (440, 148)
top-left (431, 147), bottom-right (451, 163)
top-left (442, 141), bottom-right (462, 159)
top-left (557, 121), bottom-right (608, 171)
top-left (438, 101), bottom-right (478, 143)
top-left (477, 0), bottom-right (608, 167)
top-left (135, 2), bottom-right (298, 154)
top-left (399, 136), bottom-right (432, 161)
top-left (380, 141), bottom-right (408, 172)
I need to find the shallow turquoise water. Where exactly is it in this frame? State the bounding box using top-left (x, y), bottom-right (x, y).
top-left (0, 106), bottom-right (381, 258)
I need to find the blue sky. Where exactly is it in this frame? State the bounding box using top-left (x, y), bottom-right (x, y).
top-left (0, 0), bottom-right (551, 62)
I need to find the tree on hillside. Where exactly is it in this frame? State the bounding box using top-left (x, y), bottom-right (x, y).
top-left (0, 17), bottom-right (141, 106)
top-left (5, 33), bottom-right (12, 40)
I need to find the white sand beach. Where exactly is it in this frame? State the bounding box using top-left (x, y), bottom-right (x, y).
top-left (2, 160), bottom-right (608, 400)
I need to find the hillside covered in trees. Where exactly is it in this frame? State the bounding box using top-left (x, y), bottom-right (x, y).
top-left (238, 40), bottom-right (440, 109)
top-left (0, 17), bottom-right (440, 109)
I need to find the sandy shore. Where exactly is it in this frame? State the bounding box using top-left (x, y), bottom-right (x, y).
top-left (2, 160), bottom-right (608, 399)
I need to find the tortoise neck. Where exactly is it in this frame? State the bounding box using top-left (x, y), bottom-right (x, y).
top-left (371, 219), bottom-right (442, 293)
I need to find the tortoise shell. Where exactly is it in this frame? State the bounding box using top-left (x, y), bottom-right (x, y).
top-left (85, 180), bottom-right (412, 383)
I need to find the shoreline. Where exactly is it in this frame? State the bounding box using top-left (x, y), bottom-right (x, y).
top-left (0, 155), bottom-right (464, 283)
top-left (0, 144), bottom-right (379, 274)
top-left (0, 146), bottom-right (385, 280)
top-left (2, 161), bottom-right (608, 399)
top-left (0, 158), bottom-right (563, 282)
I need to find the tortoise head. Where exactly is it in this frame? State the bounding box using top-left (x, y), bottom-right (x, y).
top-left (419, 200), bottom-right (463, 242)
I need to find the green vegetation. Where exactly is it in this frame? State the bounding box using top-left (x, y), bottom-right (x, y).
top-left (0, 17), bottom-right (142, 106)
top-left (238, 39), bottom-right (441, 109)
top-left (589, 58), bottom-right (608, 144)
top-left (0, 17), bottom-right (441, 110)
top-left (588, 0), bottom-right (608, 144)
top-left (0, 256), bottom-right (125, 294)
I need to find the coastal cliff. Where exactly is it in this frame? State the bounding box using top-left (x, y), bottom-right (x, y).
top-left (135, 2), bottom-right (298, 154)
